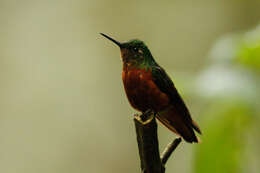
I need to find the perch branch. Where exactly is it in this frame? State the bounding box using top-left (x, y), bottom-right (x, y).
top-left (134, 110), bottom-right (182, 173)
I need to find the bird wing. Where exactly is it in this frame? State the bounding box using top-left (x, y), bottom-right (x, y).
top-left (151, 65), bottom-right (201, 134)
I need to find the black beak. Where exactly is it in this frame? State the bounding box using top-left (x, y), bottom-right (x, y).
top-left (100, 33), bottom-right (122, 48)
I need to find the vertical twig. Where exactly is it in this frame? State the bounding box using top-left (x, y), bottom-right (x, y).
top-left (134, 110), bottom-right (182, 173)
top-left (134, 111), bottom-right (164, 173)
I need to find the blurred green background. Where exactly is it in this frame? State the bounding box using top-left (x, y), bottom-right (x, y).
top-left (0, 0), bottom-right (260, 173)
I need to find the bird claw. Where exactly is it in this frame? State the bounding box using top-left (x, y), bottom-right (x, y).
top-left (144, 109), bottom-right (154, 115)
top-left (139, 109), bottom-right (154, 122)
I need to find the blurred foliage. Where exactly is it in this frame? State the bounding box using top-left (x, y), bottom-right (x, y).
top-left (194, 25), bottom-right (260, 173)
top-left (194, 102), bottom-right (254, 173)
top-left (238, 43), bottom-right (260, 71)
top-left (237, 26), bottom-right (260, 71)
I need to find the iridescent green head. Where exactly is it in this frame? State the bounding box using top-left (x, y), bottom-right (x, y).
top-left (100, 33), bottom-right (155, 67)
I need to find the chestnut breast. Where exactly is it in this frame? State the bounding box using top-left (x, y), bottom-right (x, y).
top-left (122, 67), bottom-right (170, 112)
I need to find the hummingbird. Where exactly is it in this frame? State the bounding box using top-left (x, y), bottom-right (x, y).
top-left (100, 33), bottom-right (201, 143)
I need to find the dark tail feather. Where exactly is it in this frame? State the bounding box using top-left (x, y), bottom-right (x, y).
top-left (192, 119), bottom-right (202, 134)
top-left (157, 106), bottom-right (200, 143)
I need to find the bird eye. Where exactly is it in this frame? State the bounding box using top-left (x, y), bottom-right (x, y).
top-left (133, 47), bottom-right (138, 52)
